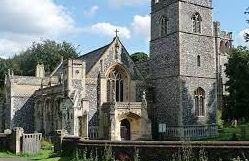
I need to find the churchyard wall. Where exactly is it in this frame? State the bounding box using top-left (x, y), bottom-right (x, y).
top-left (61, 137), bottom-right (249, 161)
top-left (0, 128), bottom-right (42, 154)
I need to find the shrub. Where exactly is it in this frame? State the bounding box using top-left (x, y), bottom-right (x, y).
top-left (217, 109), bottom-right (225, 129)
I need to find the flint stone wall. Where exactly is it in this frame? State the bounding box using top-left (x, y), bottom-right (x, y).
top-left (61, 138), bottom-right (249, 161)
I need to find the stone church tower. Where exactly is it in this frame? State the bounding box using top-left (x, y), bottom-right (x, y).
top-left (150, 0), bottom-right (217, 139)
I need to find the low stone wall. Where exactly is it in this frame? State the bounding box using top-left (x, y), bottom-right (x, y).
top-left (0, 133), bottom-right (10, 151)
top-left (61, 137), bottom-right (249, 161)
top-left (0, 128), bottom-right (42, 154)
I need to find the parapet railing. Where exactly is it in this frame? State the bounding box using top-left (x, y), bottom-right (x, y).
top-left (161, 124), bottom-right (218, 139)
top-left (102, 102), bottom-right (143, 110)
top-left (115, 102), bottom-right (143, 109)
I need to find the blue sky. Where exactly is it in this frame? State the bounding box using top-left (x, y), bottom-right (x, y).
top-left (0, 0), bottom-right (248, 58)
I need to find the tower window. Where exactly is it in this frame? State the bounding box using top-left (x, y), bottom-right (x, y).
top-left (192, 13), bottom-right (202, 33)
top-left (194, 87), bottom-right (205, 116)
top-left (160, 16), bottom-right (168, 36)
top-left (197, 55), bottom-right (201, 67)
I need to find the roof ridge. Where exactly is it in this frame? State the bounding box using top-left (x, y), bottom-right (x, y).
top-left (79, 43), bottom-right (110, 58)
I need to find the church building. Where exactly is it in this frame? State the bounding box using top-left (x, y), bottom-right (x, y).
top-left (0, 0), bottom-right (232, 140)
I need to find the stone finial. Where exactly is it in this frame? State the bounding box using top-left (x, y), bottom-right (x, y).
top-left (59, 72), bottom-right (63, 84)
top-left (142, 90), bottom-right (146, 100)
top-left (8, 69), bottom-right (11, 76)
top-left (36, 64), bottom-right (45, 78)
top-left (60, 56), bottom-right (64, 62)
top-left (142, 90), bottom-right (147, 109)
top-left (7, 69), bottom-right (14, 77)
top-left (13, 127), bottom-right (24, 133)
top-left (4, 74), bottom-right (7, 84)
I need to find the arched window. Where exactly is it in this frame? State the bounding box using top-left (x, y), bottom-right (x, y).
top-left (160, 16), bottom-right (168, 36)
top-left (197, 55), bottom-right (201, 67)
top-left (194, 87), bottom-right (205, 116)
top-left (55, 98), bottom-right (62, 130)
top-left (192, 13), bottom-right (202, 33)
top-left (107, 66), bottom-right (128, 102)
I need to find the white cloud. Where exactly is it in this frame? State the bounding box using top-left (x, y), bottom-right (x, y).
top-left (131, 15), bottom-right (151, 41)
top-left (109, 0), bottom-right (149, 7)
top-left (82, 15), bottom-right (151, 41)
top-left (83, 5), bottom-right (99, 18)
top-left (83, 23), bottom-right (131, 39)
top-left (0, 0), bottom-right (78, 57)
top-left (0, 39), bottom-right (23, 58)
top-left (235, 29), bottom-right (249, 47)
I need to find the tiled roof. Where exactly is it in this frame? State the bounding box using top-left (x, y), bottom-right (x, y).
top-left (79, 44), bottom-right (110, 73)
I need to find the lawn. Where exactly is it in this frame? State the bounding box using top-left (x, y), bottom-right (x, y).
top-left (0, 150), bottom-right (60, 161)
top-left (217, 123), bottom-right (249, 141)
top-left (0, 140), bottom-right (60, 161)
top-left (0, 151), bottom-right (17, 158)
top-left (203, 123), bottom-right (249, 141)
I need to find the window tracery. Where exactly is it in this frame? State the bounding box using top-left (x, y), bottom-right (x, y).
top-left (194, 87), bottom-right (205, 116)
top-left (192, 13), bottom-right (202, 33)
top-left (107, 65), bottom-right (128, 102)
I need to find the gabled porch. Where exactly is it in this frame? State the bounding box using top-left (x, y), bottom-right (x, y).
top-left (101, 101), bottom-right (151, 141)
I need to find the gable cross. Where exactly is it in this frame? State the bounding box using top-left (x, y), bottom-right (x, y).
top-left (115, 29), bottom-right (119, 37)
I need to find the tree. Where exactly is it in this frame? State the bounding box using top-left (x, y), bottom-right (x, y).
top-left (130, 52), bottom-right (149, 63)
top-left (225, 46), bottom-right (249, 121)
top-left (12, 40), bottom-right (79, 76)
top-left (244, 7), bottom-right (249, 42)
top-left (0, 40), bottom-right (80, 98)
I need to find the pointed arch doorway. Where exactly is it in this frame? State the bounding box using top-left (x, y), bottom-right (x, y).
top-left (120, 119), bottom-right (130, 141)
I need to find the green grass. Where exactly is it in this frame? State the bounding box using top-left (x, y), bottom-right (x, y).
top-left (203, 123), bottom-right (249, 141)
top-left (0, 150), bottom-right (60, 161)
top-left (218, 123), bottom-right (249, 141)
top-left (0, 151), bottom-right (17, 158)
top-left (20, 149), bottom-right (60, 161)
top-left (0, 140), bottom-right (60, 161)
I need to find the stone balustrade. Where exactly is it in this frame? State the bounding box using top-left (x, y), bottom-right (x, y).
top-left (102, 102), bottom-right (143, 110)
top-left (115, 102), bottom-right (143, 109)
top-left (161, 124), bottom-right (218, 139)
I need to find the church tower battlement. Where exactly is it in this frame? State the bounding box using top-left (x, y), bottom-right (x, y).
top-left (151, 0), bottom-right (212, 11)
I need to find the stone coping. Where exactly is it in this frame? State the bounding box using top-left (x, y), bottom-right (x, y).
top-left (63, 137), bottom-right (249, 148)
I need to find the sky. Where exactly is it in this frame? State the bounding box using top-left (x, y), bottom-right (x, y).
top-left (0, 0), bottom-right (248, 58)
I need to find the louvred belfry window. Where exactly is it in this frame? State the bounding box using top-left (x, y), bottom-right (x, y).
top-left (160, 16), bottom-right (168, 36)
top-left (192, 13), bottom-right (202, 33)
